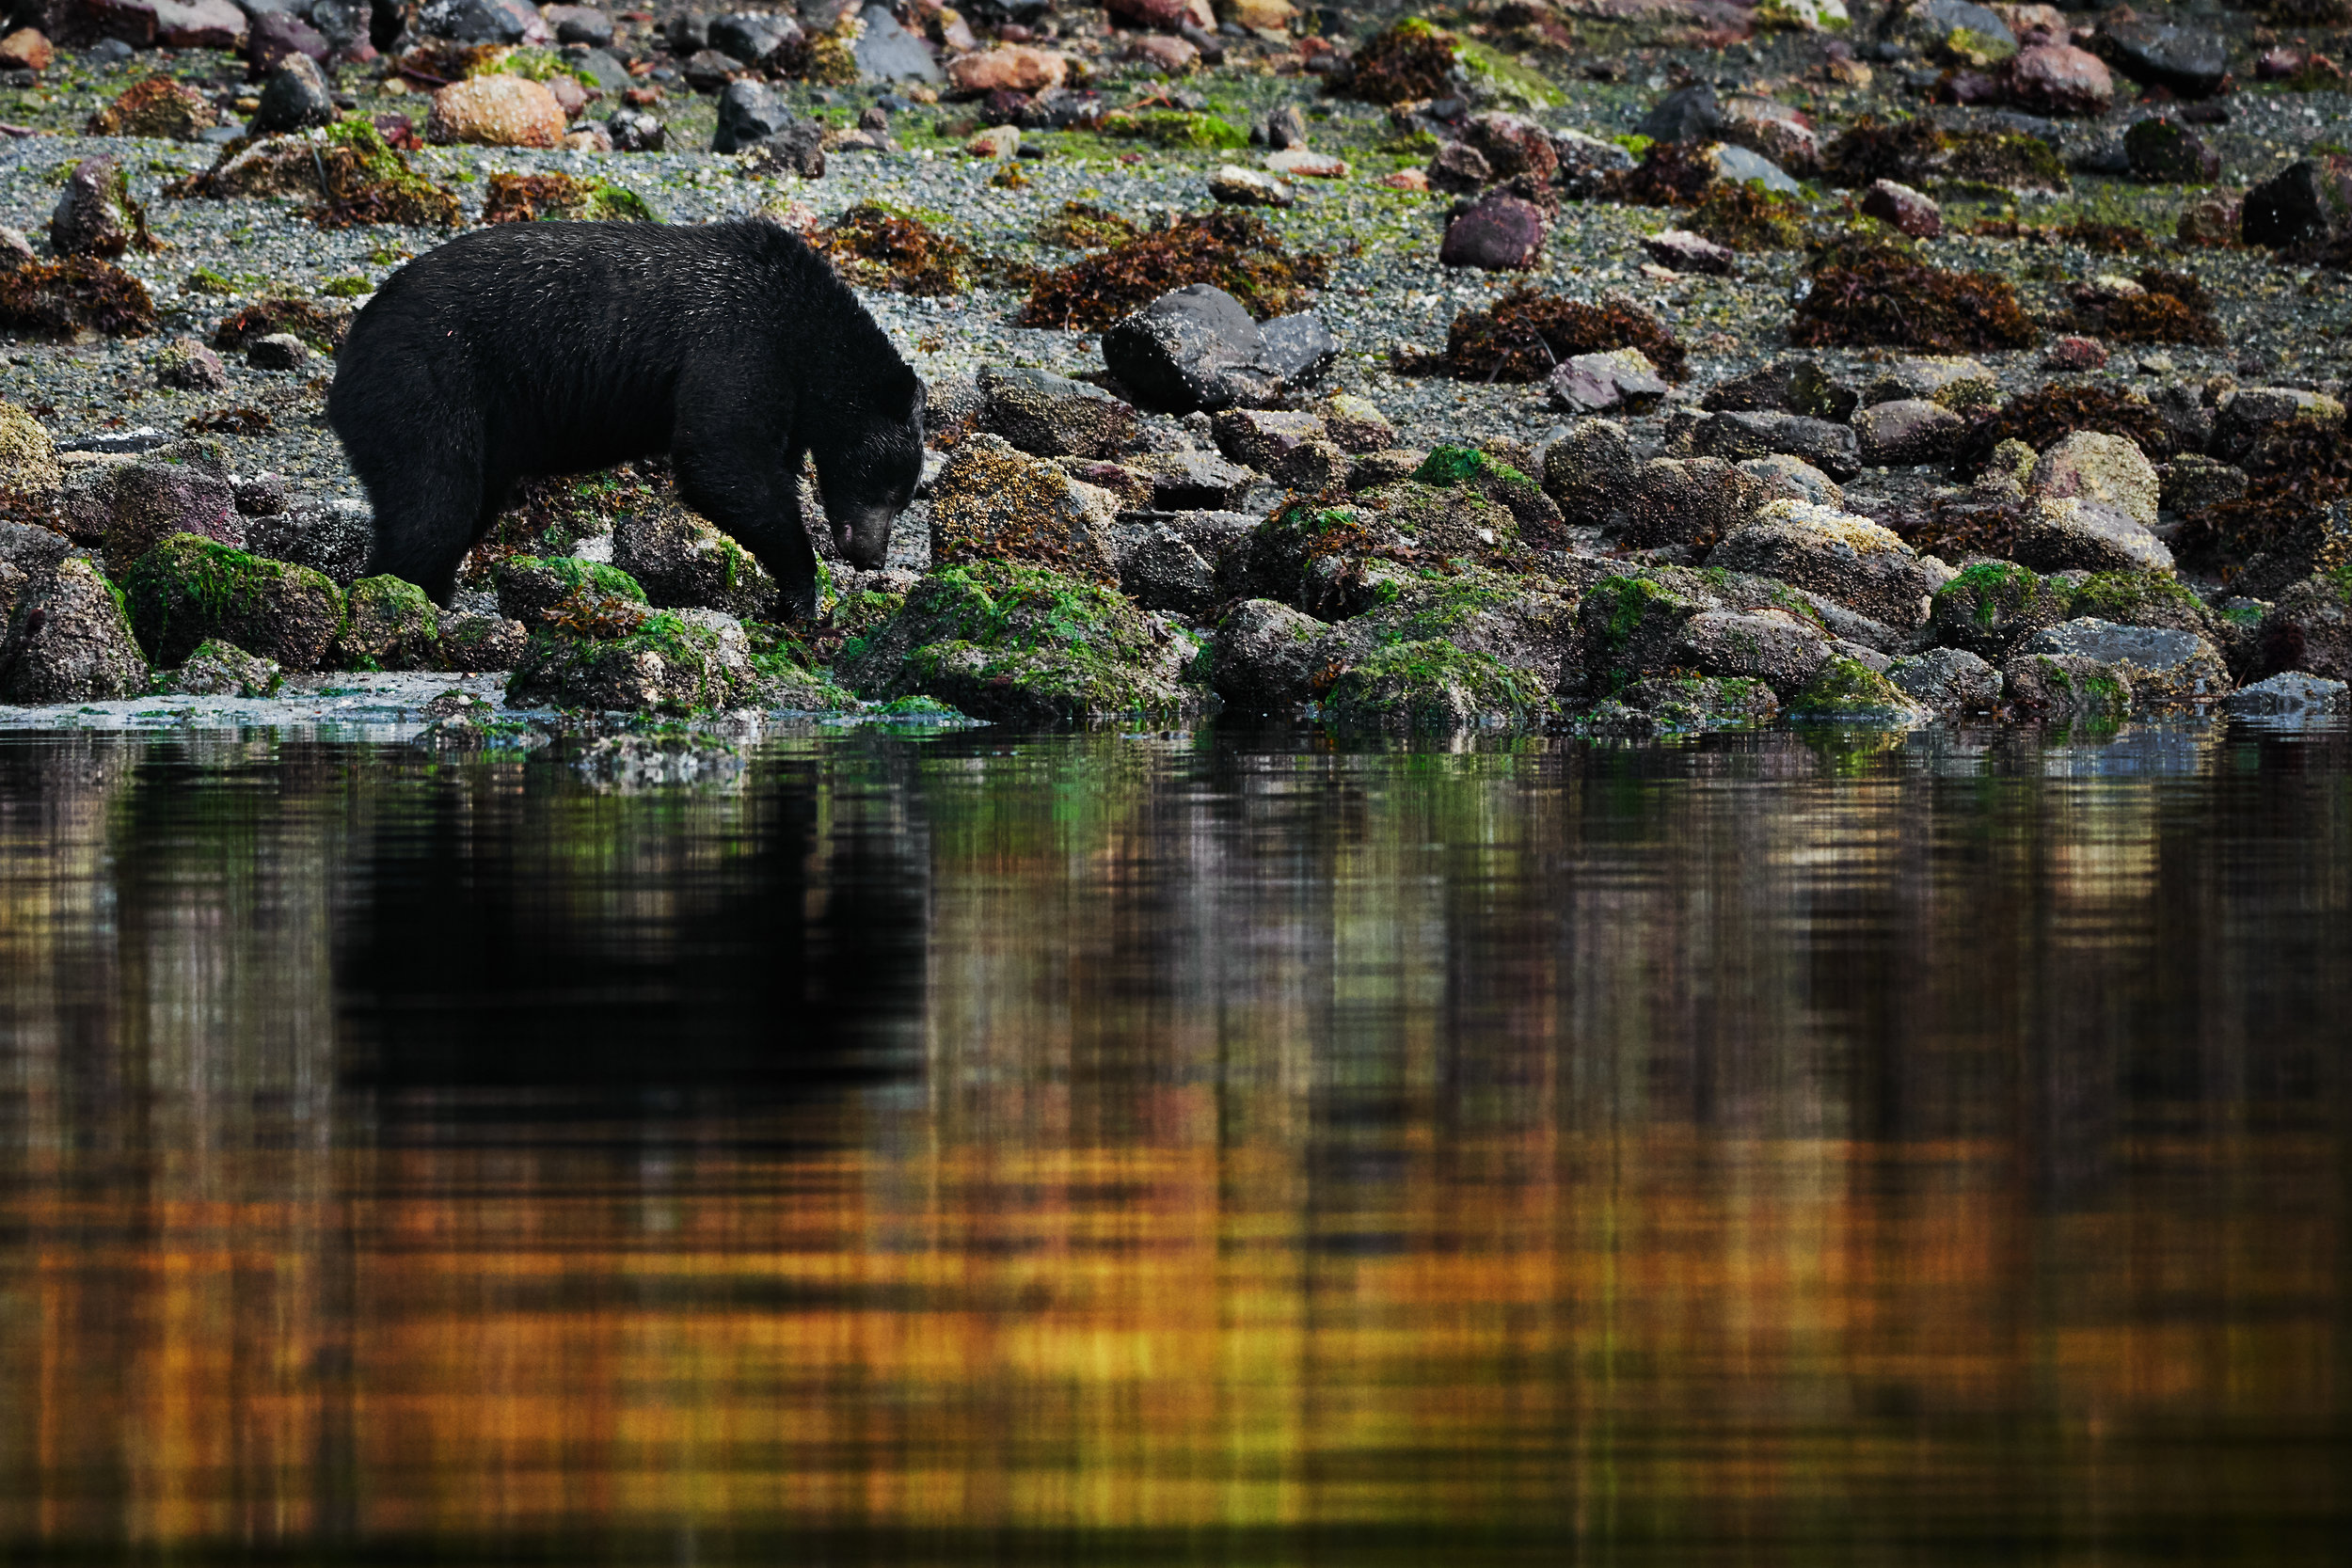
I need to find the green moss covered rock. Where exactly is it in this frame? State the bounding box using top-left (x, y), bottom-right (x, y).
top-left (122, 533), bottom-right (344, 670)
top-left (1928, 560), bottom-right (2074, 659)
top-left (837, 561), bottom-right (1209, 725)
top-left (493, 554), bottom-right (648, 627)
top-left (506, 607), bottom-right (758, 714)
top-left (333, 574), bottom-right (441, 671)
top-left (1786, 657), bottom-right (1931, 723)
top-left (155, 639), bottom-right (282, 698)
top-left (1318, 639), bottom-right (1557, 732)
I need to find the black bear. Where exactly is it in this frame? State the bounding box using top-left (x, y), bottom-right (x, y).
top-left (326, 217), bottom-right (926, 615)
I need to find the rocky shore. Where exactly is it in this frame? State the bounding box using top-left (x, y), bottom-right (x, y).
top-left (1, 0), bottom-right (2349, 736)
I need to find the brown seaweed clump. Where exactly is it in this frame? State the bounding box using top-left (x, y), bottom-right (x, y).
top-left (1972, 215), bottom-right (2155, 253)
top-left (1032, 200), bottom-right (1138, 249)
top-left (0, 258), bottom-right (156, 339)
top-left (2084, 268), bottom-right (2224, 346)
top-left (211, 296), bottom-right (351, 353)
top-left (811, 202), bottom-right (973, 296)
top-left (1955, 383), bottom-right (2181, 470)
top-left (1820, 117), bottom-right (2068, 194)
top-left (1443, 287), bottom-right (1687, 383)
top-left (1023, 210), bottom-right (1328, 329)
top-left (1603, 140), bottom-right (1715, 207)
top-left (1690, 182), bottom-right (1806, 250)
top-left (85, 76), bottom-right (219, 140)
top-left (170, 118), bottom-right (461, 230)
top-left (1791, 244), bottom-right (2038, 352)
top-left (1341, 19), bottom-right (1458, 104)
top-left (2173, 418), bottom-right (2352, 582)
top-left (479, 171), bottom-right (656, 224)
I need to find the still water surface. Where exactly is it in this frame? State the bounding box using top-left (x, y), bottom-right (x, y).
top-left (0, 722), bottom-right (2346, 1564)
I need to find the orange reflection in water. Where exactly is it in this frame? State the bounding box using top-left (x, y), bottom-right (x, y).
top-left (0, 729), bottom-right (2344, 1562)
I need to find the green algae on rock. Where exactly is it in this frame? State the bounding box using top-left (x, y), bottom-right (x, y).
top-left (1821, 117), bottom-right (2068, 196)
top-left (333, 575), bottom-right (442, 672)
top-left (493, 554), bottom-right (649, 629)
top-left (121, 533), bottom-right (344, 671)
top-left (1785, 657), bottom-right (1930, 724)
top-left (1927, 561), bottom-right (2075, 659)
top-left (1317, 639), bottom-right (1556, 733)
top-left (508, 609), bottom-right (760, 715)
top-left (837, 561), bottom-right (1209, 726)
top-left (155, 639), bottom-right (283, 698)
top-left (1099, 110), bottom-right (1249, 150)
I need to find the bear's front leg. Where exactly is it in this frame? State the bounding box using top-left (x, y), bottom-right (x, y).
top-left (671, 431), bottom-right (823, 623)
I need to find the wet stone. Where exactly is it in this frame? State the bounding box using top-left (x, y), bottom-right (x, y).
top-left (1693, 412), bottom-right (1860, 483)
top-left (2017, 617), bottom-right (2231, 706)
top-left (1853, 400), bottom-right (1964, 467)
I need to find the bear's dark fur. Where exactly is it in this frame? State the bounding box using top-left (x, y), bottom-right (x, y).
top-left (326, 217), bottom-right (925, 614)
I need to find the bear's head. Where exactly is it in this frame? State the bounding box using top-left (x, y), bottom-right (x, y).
top-left (814, 364), bottom-right (926, 570)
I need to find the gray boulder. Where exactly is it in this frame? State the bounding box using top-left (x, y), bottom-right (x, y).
top-left (713, 79), bottom-right (797, 153)
top-left (613, 501), bottom-right (783, 620)
top-left (1693, 411), bottom-right (1860, 482)
top-left (252, 55), bottom-right (335, 135)
top-left (2095, 16), bottom-right (2227, 99)
top-left (419, 0), bottom-right (543, 43)
top-left (245, 499), bottom-right (372, 587)
top-left (1853, 400), bottom-right (1964, 467)
top-left (0, 557), bottom-right (146, 703)
top-left (1121, 527), bottom-right (1220, 619)
top-left (854, 4), bottom-right (942, 82)
top-left (1886, 646), bottom-right (2000, 713)
top-left (977, 365), bottom-right (1136, 460)
top-left (1672, 608), bottom-right (1834, 694)
top-left (1103, 285), bottom-right (1324, 415)
top-left (2010, 497), bottom-right (2173, 575)
top-left (1540, 419), bottom-right (1637, 528)
top-left (1708, 502), bottom-right (1933, 630)
top-left (2000, 651), bottom-right (2132, 721)
top-left (2017, 618), bottom-right (2231, 706)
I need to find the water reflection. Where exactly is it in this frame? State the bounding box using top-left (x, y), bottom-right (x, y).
top-left (0, 723), bottom-right (2345, 1563)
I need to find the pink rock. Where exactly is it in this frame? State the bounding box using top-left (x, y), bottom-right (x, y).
top-left (1381, 168), bottom-right (1429, 192)
top-left (1264, 147), bottom-right (1345, 178)
top-left (1641, 229), bottom-right (1735, 276)
top-left (1440, 193), bottom-right (1546, 271)
top-left (1134, 34), bottom-right (1198, 73)
top-left (1426, 138), bottom-right (1492, 193)
top-left (946, 45), bottom-right (1067, 96)
top-left (1105, 0), bottom-right (1215, 31)
top-left (2007, 42), bottom-right (2113, 117)
top-left (1465, 111), bottom-right (1557, 182)
top-left (68, 0), bottom-right (246, 48)
top-left (2042, 335), bottom-right (2108, 371)
top-left (1860, 178), bottom-right (1941, 238)
top-left (546, 73), bottom-right (591, 117)
top-left (427, 74), bottom-right (566, 149)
